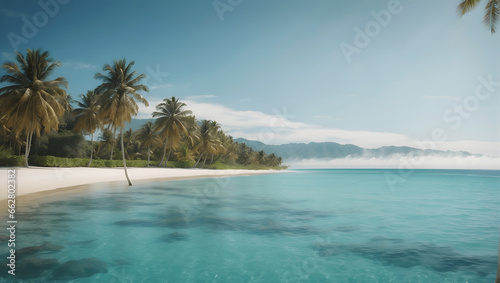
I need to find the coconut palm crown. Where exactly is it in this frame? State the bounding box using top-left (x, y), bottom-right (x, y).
top-left (0, 48), bottom-right (68, 166)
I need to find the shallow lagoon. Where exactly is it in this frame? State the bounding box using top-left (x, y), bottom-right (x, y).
top-left (2, 169), bottom-right (499, 282)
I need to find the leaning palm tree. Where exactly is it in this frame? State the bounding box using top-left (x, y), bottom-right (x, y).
top-left (135, 122), bottom-right (160, 167)
top-left (95, 59), bottom-right (149, 186)
top-left (73, 90), bottom-right (102, 166)
top-left (153, 97), bottom-right (192, 166)
top-left (0, 49), bottom-right (68, 167)
top-left (458, 0), bottom-right (499, 33)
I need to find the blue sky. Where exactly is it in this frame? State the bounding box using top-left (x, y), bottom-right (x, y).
top-left (1, 0), bottom-right (499, 156)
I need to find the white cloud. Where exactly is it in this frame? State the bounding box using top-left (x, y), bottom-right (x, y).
top-left (185, 95), bottom-right (216, 100)
top-left (137, 99), bottom-right (500, 157)
top-left (149, 83), bottom-right (173, 90)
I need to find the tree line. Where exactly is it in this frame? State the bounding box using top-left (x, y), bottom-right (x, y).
top-left (0, 49), bottom-right (284, 185)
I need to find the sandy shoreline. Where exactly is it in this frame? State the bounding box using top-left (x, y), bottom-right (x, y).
top-left (0, 167), bottom-right (280, 201)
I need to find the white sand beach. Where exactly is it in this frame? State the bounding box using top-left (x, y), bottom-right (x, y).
top-left (0, 167), bottom-right (279, 200)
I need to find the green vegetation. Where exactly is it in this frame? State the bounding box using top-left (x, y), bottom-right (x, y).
top-left (0, 146), bottom-right (24, 166)
top-left (0, 49), bottom-right (287, 180)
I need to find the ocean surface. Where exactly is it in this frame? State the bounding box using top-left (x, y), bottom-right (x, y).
top-left (3, 169), bottom-right (499, 282)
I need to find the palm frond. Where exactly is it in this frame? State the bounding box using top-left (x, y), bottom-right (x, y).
top-left (484, 0), bottom-right (500, 33)
top-left (458, 0), bottom-right (482, 15)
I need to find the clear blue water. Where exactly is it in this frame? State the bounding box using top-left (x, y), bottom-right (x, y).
top-left (3, 169), bottom-right (499, 282)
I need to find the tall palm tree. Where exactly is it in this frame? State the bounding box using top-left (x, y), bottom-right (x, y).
top-left (153, 97), bottom-right (192, 166)
top-left (458, 0), bottom-right (499, 33)
top-left (95, 59), bottom-right (149, 186)
top-left (0, 49), bottom-right (68, 167)
top-left (73, 90), bottom-right (101, 166)
top-left (135, 121), bottom-right (160, 167)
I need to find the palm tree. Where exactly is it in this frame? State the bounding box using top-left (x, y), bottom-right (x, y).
top-left (175, 143), bottom-right (195, 163)
top-left (122, 128), bottom-right (134, 159)
top-left (194, 120), bottom-right (220, 167)
top-left (73, 90), bottom-right (101, 166)
top-left (0, 115), bottom-right (10, 144)
top-left (95, 59), bottom-right (149, 186)
top-left (98, 128), bottom-right (116, 158)
top-left (0, 49), bottom-right (68, 167)
top-left (135, 121), bottom-right (160, 167)
top-left (153, 97), bottom-right (192, 166)
top-left (257, 150), bottom-right (267, 165)
top-left (182, 115), bottom-right (200, 149)
top-left (458, 0), bottom-right (499, 33)
top-left (237, 143), bottom-right (254, 165)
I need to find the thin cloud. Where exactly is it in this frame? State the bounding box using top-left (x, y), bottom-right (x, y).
top-left (423, 95), bottom-right (459, 101)
top-left (313, 115), bottom-right (340, 120)
top-left (62, 60), bottom-right (98, 70)
top-left (185, 95), bottom-right (216, 99)
top-left (149, 83), bottom-right (173, 90)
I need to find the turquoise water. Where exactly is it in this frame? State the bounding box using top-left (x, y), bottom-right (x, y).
top-left (2, 169), bottom-right (499, 282)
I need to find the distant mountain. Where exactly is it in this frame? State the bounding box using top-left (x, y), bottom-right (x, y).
top-left (234, 138), bottom-right (476, 160)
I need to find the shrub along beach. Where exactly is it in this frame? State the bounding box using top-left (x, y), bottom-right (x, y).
top-left (0, 49), bottom-right (286, 187)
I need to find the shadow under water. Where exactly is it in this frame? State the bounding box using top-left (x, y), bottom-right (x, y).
top-left (314, 236), bottom-right (497, 277)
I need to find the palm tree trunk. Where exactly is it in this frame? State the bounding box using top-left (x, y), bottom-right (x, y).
top-left (147, 145), bottom-right (151, 167)
top-left (194, 151), bottom-right (204, 167)
top-left (24, 132), bottom-right (31, 167)
top-left (165, 148), bottom-right (172, 165)
top-left (121, 126), bottom-right (132, 186)
top-left (210, 154), bottom-right (214, 165)
top-left (202, 153), bottom-right (208, 167)
top-left (160, 138), bottom-right (168, 166)
top-left (87, 133), bottom-right (93, 167)
top-left (110, 128), bottom-right (116, 160)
